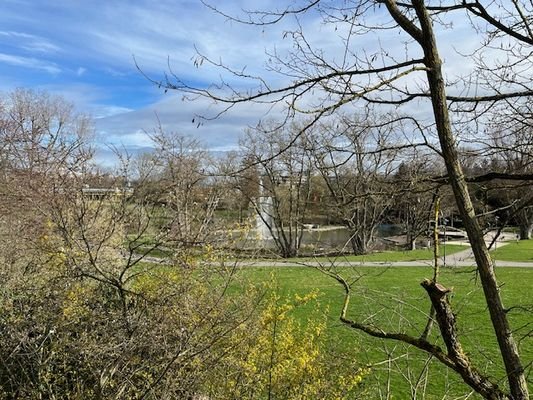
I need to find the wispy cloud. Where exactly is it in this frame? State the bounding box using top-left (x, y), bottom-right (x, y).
top-left (94, 92), bottom-right (273, 156)
top-left (0, 0), bottom-right (493, 168)
top-left (0, 30), bottom-right (61, 54)
top-left (93, 105), bottom-right (134, 119)
top-left (0, 52), bottom-right (61, 74)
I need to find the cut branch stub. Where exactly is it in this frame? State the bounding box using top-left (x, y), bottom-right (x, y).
top-left (421, 279), bottom-right (509, 400)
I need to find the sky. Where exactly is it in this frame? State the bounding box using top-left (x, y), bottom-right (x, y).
top-left (0, 1), bottom-right (485, 168)
top-left (0, 0), bottom-right (302, 166)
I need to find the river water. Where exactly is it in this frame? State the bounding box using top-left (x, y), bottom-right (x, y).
top-left (227, 224), bottom-right (404, 251)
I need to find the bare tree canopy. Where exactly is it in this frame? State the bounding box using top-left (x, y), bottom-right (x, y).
top-left (152, 2), bottom-right (532, 398)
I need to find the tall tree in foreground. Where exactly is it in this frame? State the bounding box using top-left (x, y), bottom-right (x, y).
top-left (156, 1), bottom-right (532, 398)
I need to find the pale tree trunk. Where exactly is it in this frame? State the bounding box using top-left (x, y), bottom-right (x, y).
top-left (404, 2), bottom-right (529, 398)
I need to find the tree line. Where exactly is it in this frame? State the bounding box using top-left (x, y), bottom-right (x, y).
top-left (2, 0), bottom-right (533, 398)
top-left (131, 110), bottom-right (533, 260)
top-left (0, 88), bottom-right (371, 399)
top-left (152, 1), bottom-right (533, 399)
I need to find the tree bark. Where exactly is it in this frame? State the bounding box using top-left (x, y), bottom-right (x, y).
top-left (517, 209), bottom-right (532, 240)
top-left (519, 224), bottom-right (532, 240)
top-left (421, 280), bottom-right (508, 400)
top-left (407, 234), bottom-right (416, 250)
top-left (408, 2), bottom-right (529, 398)
top-left (349, 232), bottom-right (368, 256)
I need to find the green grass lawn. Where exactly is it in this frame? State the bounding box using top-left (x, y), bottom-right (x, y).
top-left (286, 244), bottom-right (469, 263)
top-left (234, 265), bottom-right (532, 399)
top-left (137, 246), bottom-right (174, 259)
top-left (491, 239), bottom-right (533, 261)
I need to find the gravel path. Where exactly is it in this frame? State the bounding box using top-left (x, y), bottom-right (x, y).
top-left (138, 232), bottom-right (533, 268)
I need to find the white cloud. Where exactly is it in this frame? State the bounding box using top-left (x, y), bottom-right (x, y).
top-left (93, 92), bottom-right (281, 157)
top-left (0, 52), bottom-right (61, 74)
top-left (46, 1), bottom-right (294, 87)
top-left (93, 105), bottom-right (133, 118)
top-left (35, 83), bottom-right (136, 120)
top-left (0, 0), bottom-right (520, 168)
top-left (0, 30), bottom-right (61, 54)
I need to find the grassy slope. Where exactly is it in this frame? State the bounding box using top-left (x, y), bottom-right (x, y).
top-left (285, 244), bottom-right (469, 263)
top-left (491, 239), bottom-right (533, 261)
top-left (325, 244), bottom-right (467, 262)
top-left (236, 266), bottom-right (532, 399)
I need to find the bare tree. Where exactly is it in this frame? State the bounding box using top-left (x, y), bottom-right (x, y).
top-left (311, 114), bottom-right (398, 255)
top-left (153, 1), bottom-right (533, 398)
top-left (0, 88), bottom-right (93, 268)
top-left (484, 104), bottom-right (533, 240)
top-left (392, 157), bottom-right (440, 250)
top-left (239, 121), bottom-right (314, 258)
top-left (146, 126), bottom-right (222, 252)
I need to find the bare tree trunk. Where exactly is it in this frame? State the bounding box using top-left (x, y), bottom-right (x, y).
top-left (517, 208), bottom-right (532, 240)
top-left (349, 231), bottom-right (367, 256)
top-left (519, 224), bottom-right (532, 240)
top-left (407, 233), bottom-right (416, 251)
top-left (407, 2), bottom-right (529, 398)
top-left (421, 280), bottom-right (508, 400)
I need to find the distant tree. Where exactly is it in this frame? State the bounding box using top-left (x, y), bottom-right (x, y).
top-left (239, 121), bottom-right (314, 258)
top-left (146, 126), bottom-right (222, 251)
top-left (311, 114), bottom-right (399, 255)
top-left (155, 1), bottom-right (533, 397)
top-left (486, 107), bottom-right (533, 240)
top-left (234, 153), bottom-right (261, 224)
top-left (392, 158), bottom-right (439, 250)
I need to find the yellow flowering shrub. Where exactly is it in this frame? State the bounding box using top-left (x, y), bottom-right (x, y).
top-left (62, 283), bottom-right (94, 321)
top-left (206, 289), bottom-right (368, 399)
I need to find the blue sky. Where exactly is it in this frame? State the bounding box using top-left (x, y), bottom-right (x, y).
top-left (1, 0), bottom-right (297, 166)
top-left (0, 1), bottom-right (486, 167)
